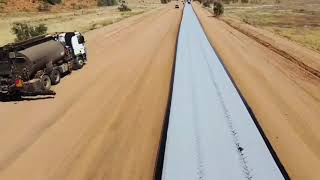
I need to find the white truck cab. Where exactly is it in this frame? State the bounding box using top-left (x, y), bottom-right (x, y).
top-left (57, 32), bottom-right (87, 69)
top-left (71, 32), bottom-right (86, 57)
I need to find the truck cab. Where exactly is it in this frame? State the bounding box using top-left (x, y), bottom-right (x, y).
top-left (58, 32), bottom-right (87, 69)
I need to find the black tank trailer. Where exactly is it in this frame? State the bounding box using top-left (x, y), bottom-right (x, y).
top-left (0, 36), bottom-right (75, 97)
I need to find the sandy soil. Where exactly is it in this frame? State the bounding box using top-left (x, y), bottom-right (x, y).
top-left (0, 3), bottom-right (182, 180)
top-left (219, 17), bottom-right (320, 78)
top-left (194, 3), bottom-right (320, 180)
top-left (223, 0), bottom-right (320, 52)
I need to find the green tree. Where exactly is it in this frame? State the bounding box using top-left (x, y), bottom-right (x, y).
top-left (213, 1), bottom-right (224, 16)
top-left (11, 23), bottom-right (48, 42)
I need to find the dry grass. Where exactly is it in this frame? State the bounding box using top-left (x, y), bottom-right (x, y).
top-left (87, 11), bottom-right (145, 31)
top-left (0, 3), bottom-right (161, 46)
top-left (222, 0), bottom-right (320, 52)
top-left (0, 0), bottom-right (161, 12)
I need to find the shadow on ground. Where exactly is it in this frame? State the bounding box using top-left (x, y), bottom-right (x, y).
top-left (0, 95), bottom-right (55, 102)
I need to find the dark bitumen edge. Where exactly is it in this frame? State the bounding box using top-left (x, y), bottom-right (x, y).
top-left (154, 6), bottom-right (184, 180)
top-left (191, 4), bottom-right (291, 180)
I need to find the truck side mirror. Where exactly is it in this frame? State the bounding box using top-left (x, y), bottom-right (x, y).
top-left (9, 52), bottom-right (16, 59)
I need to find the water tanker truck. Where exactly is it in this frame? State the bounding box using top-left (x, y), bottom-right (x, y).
top-left (0, 32), bottom-right (87, 97)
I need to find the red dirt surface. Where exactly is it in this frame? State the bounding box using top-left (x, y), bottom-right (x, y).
top-left (0, 4), bottom-right (182, 180)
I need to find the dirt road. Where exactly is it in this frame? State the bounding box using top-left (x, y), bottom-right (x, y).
top-left (194, 4), bottom-right (320, 180)
top-left (0, 4), bottom-right (182, 180)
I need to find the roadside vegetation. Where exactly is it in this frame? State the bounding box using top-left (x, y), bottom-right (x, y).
top-left (0, 0), bottom-right (131, 13)
top-left (198, 0), bottom-right (320, 52)
top-left (88, 11), bottom-right (144, 30)
top-left (221, 0), bottom-right (320, 52)
top-left (11, 22), bottom-right (47, 42)
top-left (213, 1), bottom-right (224, 16)
top-left (0, 2), bottom-right (157, 45)
top-left (202, 1), bottom-right (211, 7)
top-left (8, 9), bottom-right (144, 42)
top-left (199, 0), bottom-right (224, 16)
top-left (118, 0), bottom-right (131, 11)
top-left (98, 0), bottom-right (118, 6)
top-left (45, 0), bottom-right (62, 5)
top-left (160, 0), bottom-right (171, 4)
top-left (0, 0), bottom-right (6, 11)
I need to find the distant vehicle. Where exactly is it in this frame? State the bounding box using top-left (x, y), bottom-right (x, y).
top-left (0, 32), bottom-right (87, 97)
top-left (175, 4), bottom-right (179, 8)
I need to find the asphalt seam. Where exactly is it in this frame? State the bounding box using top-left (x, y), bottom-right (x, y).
top-left (194, 16), bottom-right (253, 179)
top-left (188, 32), bottom-right (206, 180)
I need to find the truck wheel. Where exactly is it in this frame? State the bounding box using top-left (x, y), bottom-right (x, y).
top-left (50, 69), bottom-right (61, 85)
top-left (41, 75), bottom-right (52, 91)
top-left (74, 57), bottom-right (84, 70)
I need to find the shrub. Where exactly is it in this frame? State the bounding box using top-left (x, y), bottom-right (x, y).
top-left (98, 0), bottom-right (118, 6)
top-left (71, 3), bottom-right (86, 9)
top-left (11, 23), bottom-right (48, 42)
top-left (118, 4), bottom-right (131, 11)
top-left (160, 0), bottom-right (170, 4)
top-left (251, 0), bottom-right (261, 3)
top-left (38, 2), bottom-right (51, 11)
top-left (213, 1), bottom-right (224, 16)
top-left (44, 0), bottom-right (62, 5)
top-left (242, 17), bottom-right (250, 24)
top-left (202, 0), bottom-right (211, 7)
top-left (118, 0), bottom-right (131, 11)
top-left (241, 0), bottom-right (248, 3)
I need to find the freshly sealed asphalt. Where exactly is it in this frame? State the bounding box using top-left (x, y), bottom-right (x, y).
top-left (161, 4), bottom-right (285, 180)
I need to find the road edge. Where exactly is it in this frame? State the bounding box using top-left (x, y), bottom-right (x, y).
top-left (153, 6), bottom-right (184, 180)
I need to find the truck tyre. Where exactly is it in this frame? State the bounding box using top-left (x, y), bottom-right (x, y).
top-left (41, 75), bottom-right (52, 91)
top-left (50, 69), bottom-right (61, 85)
top-left (74, 56), bottom-right (84, 70)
